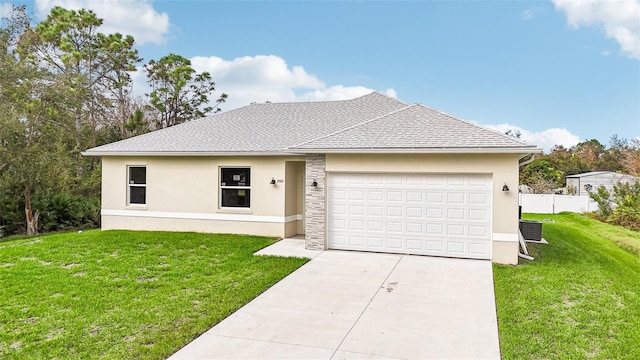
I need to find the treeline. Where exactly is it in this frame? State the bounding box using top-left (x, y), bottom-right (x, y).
top-left (520, 136), bottom-right (640, 193)
top-left (0, 6), bottom-right (226, 236)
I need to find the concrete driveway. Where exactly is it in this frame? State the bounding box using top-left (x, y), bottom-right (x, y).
top-left (168, 242), bottom-right (500, 359)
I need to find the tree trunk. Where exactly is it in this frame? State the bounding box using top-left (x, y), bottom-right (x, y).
top-left (24, 188), bottom-right (39, 236)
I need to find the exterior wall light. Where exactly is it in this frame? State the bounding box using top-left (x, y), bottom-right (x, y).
top-left (270, 178), bottom-right (276, 185)
top-left (311, 180), bottom-right (318, 187)
top-left (502, 183), bottom-right (510, 192)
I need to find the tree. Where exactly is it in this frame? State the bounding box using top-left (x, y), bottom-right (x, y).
top-left (573, 139), bottom-right (606, 170)
top-left (621, 139), bottom-right (640, 176)
top-left (0, 6), bottom-right (76, 234)
top-left (23, 6), bottom-right (142, 148)
top-left (144, 53), bottom-right (227, 128)
top-left (520, 159), bottom-right (563, 193)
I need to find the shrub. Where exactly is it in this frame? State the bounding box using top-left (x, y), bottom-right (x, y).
top-left (36, 193), bottom-right (100, 232)
top-left (589, 185), bottom-right (613, 219)
top-left (591, 181), bottom-right (640, 231)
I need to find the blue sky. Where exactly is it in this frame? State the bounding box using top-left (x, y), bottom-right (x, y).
top-left (2, 0), bottom-right (639, 151)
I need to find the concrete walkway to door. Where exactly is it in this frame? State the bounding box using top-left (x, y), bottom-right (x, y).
top-left (168, 242), bottom-right (501, 359)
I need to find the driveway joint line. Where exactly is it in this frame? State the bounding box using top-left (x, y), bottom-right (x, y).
top-left (329, 254), bottom-right (404, 359)
top-left (205, 333), bottom-right (336, 351)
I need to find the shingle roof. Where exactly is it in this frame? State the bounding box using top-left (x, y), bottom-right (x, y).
top-left (84, 92), bottom-right (539, 156)
top-left (290, 104), bottom-right (532, 151)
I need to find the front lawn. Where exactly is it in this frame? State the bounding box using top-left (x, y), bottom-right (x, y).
top-left (494, 213), bottom-right (640, 359)
top-left (0, 230), bottom-right (308, 359)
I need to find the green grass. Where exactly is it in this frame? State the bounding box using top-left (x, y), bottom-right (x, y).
top-left (0, 230), bottom-right (308, 359)
top-left (494, 213), bottom-right (640, 359)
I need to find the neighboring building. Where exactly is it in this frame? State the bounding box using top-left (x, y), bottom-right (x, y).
top-left (84, 93), bottom-right (541, 264)
top-left (566, 171), bottom-right (639, 196)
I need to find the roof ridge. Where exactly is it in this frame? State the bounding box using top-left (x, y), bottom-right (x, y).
top-left (247, 91), bottom-right (406, 107)
top-left (288, 104), bottom-right (416, 149)
top-left (413, 104), bottom-right (534, 147)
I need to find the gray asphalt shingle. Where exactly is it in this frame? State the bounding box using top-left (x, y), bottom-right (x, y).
top-left (84, 92), bottom-right (537, 155)
top-left (290, 104), bottom-right (532, 150)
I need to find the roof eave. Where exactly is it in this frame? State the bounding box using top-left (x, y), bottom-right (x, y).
top-left (288, 147), bottom-right (543, 154)
top-left (81, 150), bottom-right (305, 157)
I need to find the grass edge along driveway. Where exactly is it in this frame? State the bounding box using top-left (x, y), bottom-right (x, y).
top-left (493, 213), bottom-right (640, 359)
top-left (0, 230), bottom-right (308, 360)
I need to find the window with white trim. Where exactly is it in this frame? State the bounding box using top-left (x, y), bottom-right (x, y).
top-left (128, 166), bottom-right (146, 205)
top-left (220, 167), bottom-right (250, 208)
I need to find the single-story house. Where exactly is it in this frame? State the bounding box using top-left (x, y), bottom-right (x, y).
top-left (566, 171), bottom-right (639, 196)
top-left (84, 92), bottom-right (541, 264)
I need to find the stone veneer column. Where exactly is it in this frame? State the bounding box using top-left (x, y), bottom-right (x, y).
top-left (305, 154), bottom-right (326, 250)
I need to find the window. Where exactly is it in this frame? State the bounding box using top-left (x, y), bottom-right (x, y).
top-left (128, 166), bottom-right (146, 205)
top-left (220, 167), bottom-right (250, 208)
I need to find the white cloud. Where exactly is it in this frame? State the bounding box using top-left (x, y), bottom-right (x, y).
top-left (0, 3), bottom-right (13, 17)
top-left (600, 49), bottom-right (611, 56)
top-left (188, 55), bottom-right (396, 110)
top-left (485, 123), bottom-right (581, 152)
top-left (552, 0), bottom-right (640, 60)
top-left (35, 0), bottom-right (170, 45)
top-left (522, 9), bottom-right (534, 21)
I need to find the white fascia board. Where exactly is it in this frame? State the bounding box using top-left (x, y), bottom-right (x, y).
top-left (289, 147), bottom-right (543, 154)
top-left (82, 151), bottom-right (304, 157)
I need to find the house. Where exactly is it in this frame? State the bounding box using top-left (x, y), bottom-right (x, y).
top-left (566, 171), bottom-right (638, 196)
top-left (84, 93), bottom-right (541, 265)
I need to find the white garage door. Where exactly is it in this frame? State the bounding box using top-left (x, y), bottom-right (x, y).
top-left (328, 173), bottom-right (492, 259)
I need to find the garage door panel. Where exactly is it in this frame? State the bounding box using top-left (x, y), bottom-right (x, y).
top-left (368, 236), bottom-right (384, 248)
top-left (349, 190), bottom-right (365, 201)
top-left (406, 238), bottom-right (424, 251)
top-left (469, 243), bottom-right (489, 255)
top-left (406, 222), bottom-right (423, 233)
top-left (387, 191), bottom-right (403, 202)
top-left (406, 191), bottom-right (424, 202)
top-left (329, 189), bottom-right (347, 200)
top-left (387, 206), bottom-right (403, 217)
top-left (447, 175), bottom-right (465, 186)
top-left (367, 220), bottom-right (383, 231)
top-left (469, 193), bottom-right (489, 205)
top-left (349, 205), bottom-right (365, 216)
top-left (406, 207), bottom-right (423, 218)
top-left (447, 224), bottom-right (466, 236)
top-left (446, 208), bottom-right (466, 220)
top-left (387, 222), bottom-right (403, 232)
top-left (447, 241), bottom-right (466, 254)
top-left (469, 225), bottom-right (489, 237)
top-left (427, 192), bottom-right (444, 203)
top-left (367, 205), bottom-right (383, 216)
top-left (427, 208), bottom-right (444, 219)
top-left (427, 223), bottom-right (444, 235)
top-left (328, 173), bottom-right (492, 260)
top-left (368, 191), bottom-right (384, 201)
top-left (447, 192), bottom-right (466, 204)
top-left (469, 208), bottom-right (488, 221)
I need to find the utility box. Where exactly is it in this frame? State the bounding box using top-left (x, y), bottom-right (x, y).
top-left (519, 220), bottom-right (542, 241)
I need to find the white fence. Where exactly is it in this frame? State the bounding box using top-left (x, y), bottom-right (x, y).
top-left (520, 194), bottom-right (599, 214)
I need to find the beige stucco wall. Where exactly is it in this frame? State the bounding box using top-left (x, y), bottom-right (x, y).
top-left (284, 161), bottom-right (305, 237)
top-left (101, 152), bottom-right (521, 264)
top-left (101, 156), bottom-right (305, 237)
top-left (325, 153), bottom-right (521, 264)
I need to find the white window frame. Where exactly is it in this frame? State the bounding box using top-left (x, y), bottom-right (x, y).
top-left (219, 167), bottom-right (251, 209)
top-left (127, 166), bottom-right (147, 206)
